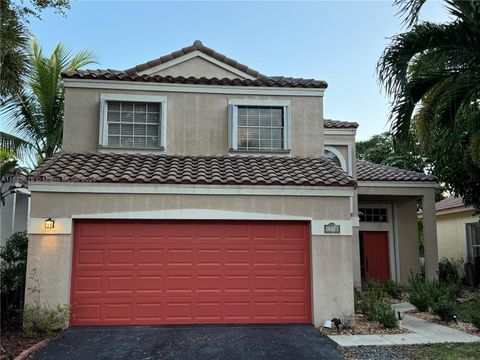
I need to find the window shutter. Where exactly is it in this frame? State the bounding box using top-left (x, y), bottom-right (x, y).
top-left (228, 104), bottom-right (238, 150)
top-left (283, 105), bottom-right (291, 150)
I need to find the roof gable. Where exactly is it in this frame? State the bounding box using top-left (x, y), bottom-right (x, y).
top-left (124, 40), bottom-right (266, 80)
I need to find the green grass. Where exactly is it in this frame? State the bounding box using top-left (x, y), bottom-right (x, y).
top-left (411, 342), bottom-right (480, 360)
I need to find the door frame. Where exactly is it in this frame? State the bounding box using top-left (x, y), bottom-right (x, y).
top-left (358, 203), bottom-right (400, 283)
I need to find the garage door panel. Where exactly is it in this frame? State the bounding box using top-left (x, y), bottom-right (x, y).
top-left (71, 220), bottom-right (311, 326)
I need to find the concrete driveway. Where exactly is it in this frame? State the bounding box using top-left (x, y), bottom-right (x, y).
top-left (30, 324), bottom-right (344, 360)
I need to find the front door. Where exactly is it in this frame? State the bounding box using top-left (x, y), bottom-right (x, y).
top-left (361, 231), bottom-right (390, 281)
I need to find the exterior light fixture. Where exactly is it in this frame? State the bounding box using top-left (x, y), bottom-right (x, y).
top-left (45, 218), bottom-right (55, 229)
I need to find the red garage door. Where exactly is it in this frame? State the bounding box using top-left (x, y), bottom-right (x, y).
top-left (70, 220), bottom-right (311, 326)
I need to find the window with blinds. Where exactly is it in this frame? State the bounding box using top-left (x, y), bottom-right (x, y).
top-left (236, 106), bottom-right (284, 151)
top-left (106, 101), bottom-right (161, 149)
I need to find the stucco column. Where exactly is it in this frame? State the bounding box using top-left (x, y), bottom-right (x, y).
top-left (422, 189), bottom-right (438, 280)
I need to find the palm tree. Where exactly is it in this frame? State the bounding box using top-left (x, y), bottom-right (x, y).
top-left (1, 38), bottom-right (97, 163)
top-left (0, 0), bottom-right (29, 99)
top-left (377, 0), bottom-right (480, 164)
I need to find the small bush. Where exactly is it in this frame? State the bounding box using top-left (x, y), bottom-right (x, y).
top-left (457, 291), bottom-right (480, 330)
top-left (408, 274), bottom-right (431, 312)
top-left (23, 303), bottom-right (70, 337)
top-left (23, 269), bottom-right (70, 337)
top-left (471, 312), bottom-right (480, 331)
top-left (1, 232), bottom-right (28, 317)
top-left (431, 297), bottom-right (455, 321)
top-left (357, 280), bottom-right (398, 328)
top-left (379, 307), bottom-right (399, 328)
top-left (383, 280), bottom-right (403, 299)
top-left (438, 258), bottom-right (463, 285)
top-left (408, 272), bottom-right (460, 320)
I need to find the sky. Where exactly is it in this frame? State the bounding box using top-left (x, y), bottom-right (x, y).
top-left (21, 0), bottom-right (451, 140)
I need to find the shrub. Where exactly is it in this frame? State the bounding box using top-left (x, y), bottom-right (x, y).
top-left (383, 280), bottom-right (403, 300)
top-left (357, 281), bottom-right (398, 328)
top-left (457, 291), bottom-right (480, 330)
top-left (438, 258), bottom-right (464, 285)
top-left (408, 272), bottom-right (460, 320)
top-left (431, 297), bottom-right (455, 321)
top-left (379, 307), bottom-right (399, 328)
top-left (23, 303), bottom-right (70, 337)
top-left (408, 274), bottom-right (432, 312)
top-left (23, 269), bottom-right (70, 337)
top-left (0, 232), bottom-right (28, 317)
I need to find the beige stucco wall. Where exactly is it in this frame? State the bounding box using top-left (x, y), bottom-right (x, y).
top-left (436, 210), bottom-right (479, 260)
top-left (26, 190), bottom-right (354, 327)
top-left (149, 57), bottom-right (244, 79)
top-left (396, 197), bottom-right (420, 284)
top-left (63, 87), bottom-right (324, 157)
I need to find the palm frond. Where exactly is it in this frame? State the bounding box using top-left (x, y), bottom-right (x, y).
top-left (0, 131), bottom-right (32, 159)
top-left (394, 0), bottom-right (427, 27)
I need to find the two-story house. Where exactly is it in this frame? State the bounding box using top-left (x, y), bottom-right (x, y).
top-left (26, 41), bottom-right (438, 327)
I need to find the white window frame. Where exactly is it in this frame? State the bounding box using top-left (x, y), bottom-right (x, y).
top-left (324, 146), bottom-right (347, 172)
top-left (228, 99), bottom-right (291, 152)
top-left (99, 94), bottom-right (168, 150)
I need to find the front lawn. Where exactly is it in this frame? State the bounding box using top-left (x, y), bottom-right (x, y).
top-left (400, 342), bottom-right (480, 360)
top-left (341, 342), bottom-right (480, 360)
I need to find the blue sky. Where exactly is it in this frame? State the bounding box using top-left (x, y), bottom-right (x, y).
top-left (25, 0), bottom-right (450, 140)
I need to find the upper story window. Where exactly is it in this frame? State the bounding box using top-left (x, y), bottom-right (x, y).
top-left (324, 146), bottom-right (347, 171)
top-left (237, 106), bottom-right (283, 151)
top-left (99, 94), bottom-right (167, 150)
top-left (228, 99), bottom-right (291, 152)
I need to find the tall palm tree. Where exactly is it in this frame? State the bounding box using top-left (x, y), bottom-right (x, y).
top-left (1, 38), bottom-right (97, 164)
top-left (0, 0), bottom-right (29, 99)
top-left (377, 0), bottom-right (480, 164)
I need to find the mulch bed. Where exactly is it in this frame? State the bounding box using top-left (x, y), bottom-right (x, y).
top-left (318, 314), bottom-right (410, 336)
top-left (0, 330), bottom-right (46, 360)
top-left (406, 309), bottom-right (480, 336)
top-left (0, 313), bottom-right (48, 360)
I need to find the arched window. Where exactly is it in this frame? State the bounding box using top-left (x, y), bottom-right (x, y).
top-left (324, 146), bottom-right (347, 171)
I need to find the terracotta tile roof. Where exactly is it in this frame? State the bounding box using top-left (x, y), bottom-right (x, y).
top-left (435, 196), bottom-right (469, 212)
top-left (324, 119), bottom-right (359, 129)
top-left (124, 40), bottom-right (269, 80)
top-left (62, 41), bottom-right (328, 89)
top-left (61, 70), bottom-right (328, 89)
top-left (29, 153), bottom-right (356, 187)
top-left (356, 160), bottom-right (436, 182)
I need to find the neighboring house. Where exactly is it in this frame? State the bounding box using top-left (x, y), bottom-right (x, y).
top-left (435, 196), bottom-right (480, 261)
top-left (25, 41), bottom-right (438, 328)
top-left (1, 168), bottom-right (29, 246)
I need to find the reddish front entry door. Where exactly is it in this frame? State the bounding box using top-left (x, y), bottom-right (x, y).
top-left (362, 231), bottom-right (390, 281)
top-left (70, 220), bottom-right (311, 326)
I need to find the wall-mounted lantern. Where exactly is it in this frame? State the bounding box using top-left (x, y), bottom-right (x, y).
top-left (45, 217), bottom-right (55, 229)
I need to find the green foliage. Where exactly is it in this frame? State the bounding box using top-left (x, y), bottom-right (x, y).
top-left (357, 281), bottom-right (399, 328)
top-left (456, 291), bottom-right (480, 330)
top-left (377, 0), bottom-right (480, 211)
top-left (408, 273), bottom-right (459, 320)
top-left (0, 232), bottom-right (28, 308)
top-left (438, 258), bottom-right (464, 285)
top-left (1, 38), bottom-right (97, 165)
top-left (24, 268), bottom-right (70, 336)
top-left (1, 0), bottom-right (70, 99)
top-left (431, 296), bottom-right (455, 321)
top-left (356, 131), bottom-right (428, 173)
top-left (23, 303), bottom-right (70, 337)
top-left (383, 280), bottom-right (403, 300)
top-left (408, 274), bottom-right (432, 312)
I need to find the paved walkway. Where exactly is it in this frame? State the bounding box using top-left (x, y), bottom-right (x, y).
top-left (329, 302), bottom-right (480, 347)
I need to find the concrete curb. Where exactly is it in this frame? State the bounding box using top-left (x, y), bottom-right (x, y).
top-left (14, 338), bottom-right (50, 360)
